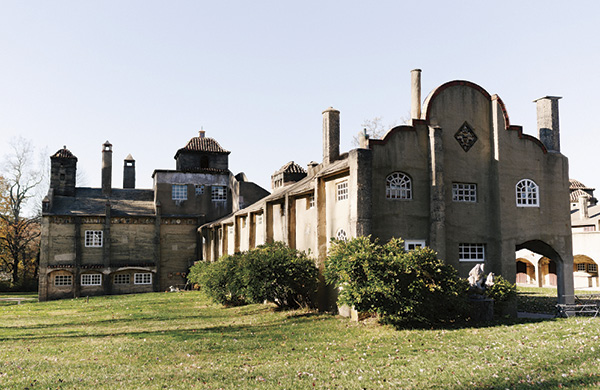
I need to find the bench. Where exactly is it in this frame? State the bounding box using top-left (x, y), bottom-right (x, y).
top-left (556, 303), bottom-right (599, 318)
top-left (0, 297), bottom-right (36, 305)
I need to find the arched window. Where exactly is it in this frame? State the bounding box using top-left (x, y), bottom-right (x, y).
top-left (386, 172), bottom-right (412, 200)
top-left (516, 179), bottom-right (539, 207)
top-left (336, 228), bottom-right (348, 241)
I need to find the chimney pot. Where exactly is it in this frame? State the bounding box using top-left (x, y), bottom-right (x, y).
top-left (199, 130), bottom-right (205, 139)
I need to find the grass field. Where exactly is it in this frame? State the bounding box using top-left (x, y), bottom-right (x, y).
top-left (1, 291), bottom-right (600, 389)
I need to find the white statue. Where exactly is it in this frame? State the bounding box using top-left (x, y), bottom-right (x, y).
top-left (485, 272), bottom-right (495, 288)
top-left (468, 264), bottom-right (485, 289)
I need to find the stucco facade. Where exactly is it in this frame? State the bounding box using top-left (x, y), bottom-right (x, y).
top-left (201, 70), bottom-right (575, 305)
top-left (39, 132), bottom-right (269, 301)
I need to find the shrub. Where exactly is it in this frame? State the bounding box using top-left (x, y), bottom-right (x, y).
top-left (198, 253), bottom-right (248, 306)
top-left (187, 261), bottom-right (208, 288)
top-left (243, 242), bottom-right (318, 309)
top-left (325, 236), bottom-right (469, 326)
top-left (484, 275), bottom-right (517, 314)
top-left (190, 242), bottom-right (318, 309)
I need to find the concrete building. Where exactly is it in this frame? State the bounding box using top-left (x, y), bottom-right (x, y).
top-left (38, 132), bottom-right (268, 301)
top-left (201, 70), bottom-right (575, 305)
top-left (517, 179), bottom-right (600, 289)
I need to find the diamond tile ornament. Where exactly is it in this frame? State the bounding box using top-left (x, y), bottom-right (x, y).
top-left (454, 122), bottom-right (478, 152)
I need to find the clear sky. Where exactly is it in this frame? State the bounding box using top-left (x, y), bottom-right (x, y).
top-left (1, 1), bottom-right (599, 198)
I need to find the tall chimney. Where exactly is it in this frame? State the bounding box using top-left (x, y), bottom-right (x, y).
top-left (534, 96), bottom-right (561, 152)
top-left (579, 194), bottom-right (590, 219)
top-left (123, 154), bottom-right (135, 189)
top-left (411, 69), bottom-right (422, 119)
top-left (322, 107), bottom-right (340, 164)
top-left (102, 141), bottom-right (112, 196)
top-left (199, 130), bottom-right (205, 139)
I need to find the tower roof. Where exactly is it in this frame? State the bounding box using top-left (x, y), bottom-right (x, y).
top-left (51, 146), bottom-right (77, 160)
top-left (174, 132), bottom-right (230, 159)
top-left (273, 161), bottom-right (306, 176)
top-left (570, 179), bottom-right (594, 191)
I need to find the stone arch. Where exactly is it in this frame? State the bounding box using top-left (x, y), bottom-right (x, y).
top-left (515, 257), bottom-right (536, 285)
top-left (573, 254), bottom-right (599, 288)
top-left (516, 239), bottom-right (573, 304)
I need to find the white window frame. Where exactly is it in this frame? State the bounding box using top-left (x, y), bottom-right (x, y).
top-left (81, 273), bottom-right (102, 286)
top-left (195, 184), bottom-right (204, 196)
top-left (172, 184), bottom-right (187, 200)
top-left (405, 240), bottom-right (426, 251)
top-left (54, 274), bottom-right (72, 286)
top-left (588, 264), bottom-right (598, 273)
top-left (134, 273), bottom-right (152, 285)
top-left (84, 230), bottom-right (103, 247)
top-left (211, 185), bottom-right (227, 202)
top-left (577, 263), bottom-right (587, 272)
top-left (516, 179), bottom-right (539, 207)
top-left (452, 183), bottom-right (477, 203)
top-left (256, 215), bottom-right (263, 225)
top-left (459, 243), bottom-right (485, 262)
top-left (337, 181), bottom-right (348, 201)
top-left (113, 274), bottom-right (130, 285)
top-left (386, 172), bottom-right (412, 200)
top-left (308, 196), bottom-right (315, 209)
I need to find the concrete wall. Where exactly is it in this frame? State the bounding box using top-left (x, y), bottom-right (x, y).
top-left (325, 175), bottom-right (351, 246)
top-left (153, 171), bottom-right (231, 218)
top-left (295, 195), bottom-right (318, 256)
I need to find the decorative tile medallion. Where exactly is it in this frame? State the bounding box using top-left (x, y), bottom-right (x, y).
top-left (454, 122), bottom-right (478, 152)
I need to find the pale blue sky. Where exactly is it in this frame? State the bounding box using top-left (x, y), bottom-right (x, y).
top-left (1, 1), bottom-right (599, 196)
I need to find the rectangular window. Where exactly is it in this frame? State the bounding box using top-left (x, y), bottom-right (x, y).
top-left (583, 226), bottom-right (596, 232)
top-left (114, 274), bottom-right (130, 284)
top-left (588, 264), bottom-right (598, 273)
top-left (405, 240), bottom-right (426, 251)
top-left (54, 274), bottom-right (72, 286)
top-left (228, 226), bottom-right (234, 235)
top-left (211, 186), bottom-right (227, 202)
top-left (309, 196), bottom-right (315, 209)
top-left (337, 181), bottom-right (348, 201)
top-left (172, 184), bottom-right (187, 200)
top-left (195, 184), bottom-right (204, 195)
top-left (81, 274), bottom-right (102, 286)
top-left (452, 183), bottom-right (477, 202)
top-left (84, 230), bottom-right (103, 247)
top-left (256, 215), bottom-right (263, 225)
top-left (577, 263), bottom-right (587, 272)
top-left (134, 273), bottom-right (152, 285)
top-left (459, 243), bottom-right (485, 262)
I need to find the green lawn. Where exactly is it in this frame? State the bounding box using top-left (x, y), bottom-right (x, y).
top-left (1, 292), bottom-right (600, 389)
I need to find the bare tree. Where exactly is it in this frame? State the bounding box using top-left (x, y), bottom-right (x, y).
top-left (0, 138), bottom-right (44, 286)
top-left (352, 116), bottom-right (399, 146)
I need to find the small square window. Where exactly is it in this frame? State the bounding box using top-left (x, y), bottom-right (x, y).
top-left (588, 264), bottom-right (598, 273)
top-left (211, 186), bottom-right (227, 202)
top-left (81, 274), bottom-right (102, 286)
top-left (134, 273), bottom-right (152, 285)
top-left (85, 230), bottom-right (103, 247)
top-left (54, 274), bottom-right (72, 286)
top-left (172, 184), bottom-right (187, 200)
top-left (337, 181), bottom-right (348, 201)
top-left (459, 243), bottom-right (485, 262)
top-left (452, 183), bottom-right (477, 202)
top-left (114, 274), bottom-right (130, 284)
top-left (577, 263), bottom-right (587, 272)
top-left (405, 240), bottom-right (426, 251)
top-left (195, 184), bottom-right (204, 195)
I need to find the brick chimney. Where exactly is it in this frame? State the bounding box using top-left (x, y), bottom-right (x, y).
top-left (579, 194), bottom-right (590, 219)
top-left (534, 96), bottom-right (561, 152)
top-left (102, 141), bottom-right (112, 196)
top-left (123, 154), bottom-right (135, 189)
top-left (322, 107), bottom-right (340, 164)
